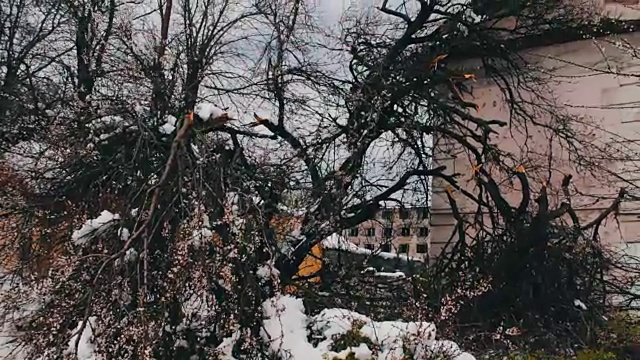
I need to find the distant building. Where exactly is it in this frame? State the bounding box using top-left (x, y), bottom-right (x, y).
top-left (342, 207), bottom-right (430, 257)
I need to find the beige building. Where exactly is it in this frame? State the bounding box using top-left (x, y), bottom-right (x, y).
top-left (343, 207), bottom-right (430, 257)
top-left (430, 1), bottom-right (640, 256)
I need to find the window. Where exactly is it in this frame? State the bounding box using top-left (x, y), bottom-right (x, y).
top-left (398, 244), bottom-right (409, 253)
top-left (401, 227), bottom-right (410, 236)
top-left (348, 228), bottom-right (359, 237)
top-left (417, 207), bottom-right (429, 220)
top-left (364, 244), bottom-right (374, 250)
top-left (605, 0), bottom-right (639, 5)
top-left (366, 227), bottom-right (376, 237)
top-left (419, 227), bottom-right (429, 237)
top-left (399, 208), bottom-right (410, 220)
top-left (383, 227), bottom-right (393, 237)
top-left (380, 243), bottom-right (392, 252)
top-left (416, 244), bottom-right (428, 254)
top-left (381, 209), bottom-right (394, 221)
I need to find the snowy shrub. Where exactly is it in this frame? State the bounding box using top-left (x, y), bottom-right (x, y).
top-left (245, 295), bottom-right (475, 360)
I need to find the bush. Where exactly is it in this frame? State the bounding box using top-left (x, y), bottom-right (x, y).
top-left (329, 320), bottom-right (376, 354)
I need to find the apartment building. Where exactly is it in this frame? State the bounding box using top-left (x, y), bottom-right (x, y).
top-left (343, 207), bottom-right (430, 257)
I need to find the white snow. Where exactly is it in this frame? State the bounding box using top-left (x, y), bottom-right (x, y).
top-left (361, 267), bottom-right (406, 278)
top-left (123, 248), bottom-right (137, 264)
top-left (245, 295), bottom-right (475, 360)
top-left (574, 299), bottom-right (588, 310)
top-left (262, 296), bottom-right (323, 359)
top-left (331, 344), bottom-right (373, 359)
top-left (88, 116), bottom-right (125, 130)
top-left (190, 228), bottom-right (213, 248)
top-left (114, 248), bottom-right (137, 268)
top-left (195, 102), bottom-right (225, 121)
top-left (71, 211), bottom-right (121, 246)
top-left (215, 330), bottom-right (241, 359)
top-left (118, 227), bottom-right (130, 241)
top-left (65, 317), bottom-right (99, 360)
top-left (376, 271), bottom-right (406, 278)
top-left (0, 274), bottom-right (44, 360)
top-left (158, 115), bottom-right (177, 134)
top-left (322, 233), bottom-right (424, 262)
top-left (257, 263), bottom-right (280, 282)
top-left (159, 122), bottom-right (176, 134)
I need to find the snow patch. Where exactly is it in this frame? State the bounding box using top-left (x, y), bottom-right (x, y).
top-left (159, 115), bottom-right (177, 134)
top-left (252, 295), bottom-right (474, 360)
top-left (262, 296), bottom-right (323, 359)
top-left (195, 102), bottom-right (225, 121)
top-left (574, 299), bottom-right (588, 310)
top-left (257, 263), bottom-right (280, 282)
top-left (72, 211), bottom-right (121, 246)
top-left (65, 317), bottom-right (99, 360)
top-left (118, 227), bottom-right (130, 241)
top-left (322, 233), bottom-right (423, 263)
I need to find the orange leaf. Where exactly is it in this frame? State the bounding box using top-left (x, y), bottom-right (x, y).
top-left (515, 165), bottom-right (526, 174)
top-left (445, 185), bottom-right (454, 195)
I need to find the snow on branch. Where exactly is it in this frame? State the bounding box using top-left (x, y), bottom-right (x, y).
top-left (71, 210), bottom-right (121, 246)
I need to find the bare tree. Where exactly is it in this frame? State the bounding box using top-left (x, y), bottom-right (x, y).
top-left (1, 0), bottom-right (640, 358)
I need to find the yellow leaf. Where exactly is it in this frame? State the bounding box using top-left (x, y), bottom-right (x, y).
top-left (463, 73), bottom-right (476, 81)
top-left (515, 165), bottom-right (526, 173)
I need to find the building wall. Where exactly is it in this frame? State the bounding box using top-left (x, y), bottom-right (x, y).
top-left (430, 31), bottom-right (640, 256)
top-left (342, 207), bottom-right (431, 257)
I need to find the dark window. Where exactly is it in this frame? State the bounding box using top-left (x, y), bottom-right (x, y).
top-left (399, 208), bottom-right (410, 220)
top-left (348, 228), bottom-right (359, 237)
top-left (380, 243), bottom-right (392, 252)
top-left (383, 227), bottom-right (393, 237)
top-left (382, 209), bottom-right (394, 221)
top-left (416, 244), bottom-right (428, 254)
top-left (366, 227), bottom-right (376, 237)
top-left (401, 227), bottom-right (410, 236)
top-left (398, 244), bottom-right (409, 253)
top-left (364, 244), bottom-right (374, 250)
top-left (419, 227), bottom-right (429, 237)
top-left (417, 207), bottom-right (429, 219)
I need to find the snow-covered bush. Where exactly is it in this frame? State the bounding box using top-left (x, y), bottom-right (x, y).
top-left (214, 295), bottom-right (475, 360)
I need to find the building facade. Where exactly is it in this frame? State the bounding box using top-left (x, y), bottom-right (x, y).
top-left (430, 1), bottom-right (640, 256)
top-left (343, 207), bottom-right (430, 257)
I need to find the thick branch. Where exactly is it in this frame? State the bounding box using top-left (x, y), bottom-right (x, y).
top-left (582, 188), bottom-right (627, 231)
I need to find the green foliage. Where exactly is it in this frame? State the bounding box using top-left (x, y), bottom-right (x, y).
top-left (506, 349), bottom-right (617, 360)
top-left (331, 353), bottom-right (368, 360)
top-left (574, 350), bottom-right (617, 360)
top-left (329, 319), bottom-right (375, 353)
top-left (595, 312), bottom-right (640, 359)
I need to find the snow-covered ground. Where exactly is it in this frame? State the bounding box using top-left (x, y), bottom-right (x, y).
top-left (217, 295), bottom-right (475, 360)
